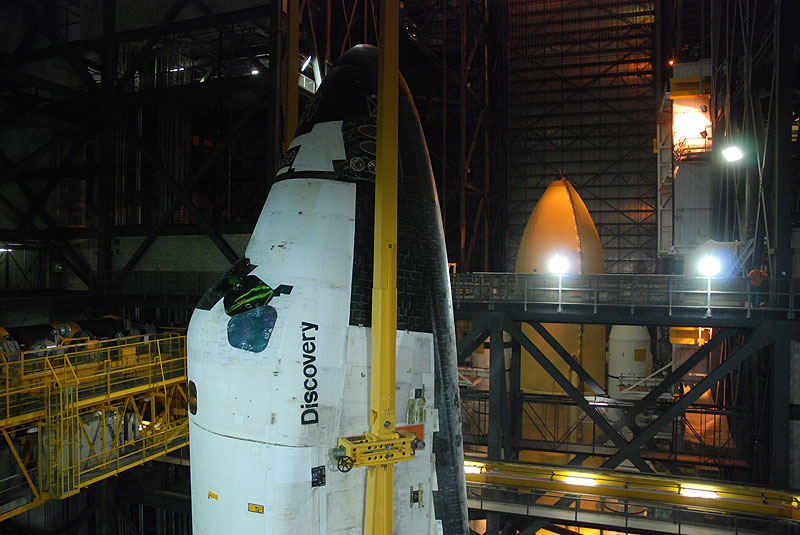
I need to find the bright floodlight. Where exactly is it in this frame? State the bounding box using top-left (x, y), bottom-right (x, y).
top-left (548, 255), bottom-right (569, 275)
top-left (680, 487), bottom-right (718, 499)
top-left (463, 464), bottom-right (482, 475)
top-left (698, 255), bottom-right (721, 277)
top-left (563, 476), bottom-right (597, 487)
top-left (250, 69), bottom-right (260, 75)
top-left (722, 146), bottom-right (744, 162)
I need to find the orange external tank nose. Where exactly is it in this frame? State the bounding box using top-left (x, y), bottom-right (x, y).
top-left (514, 177), bottom-right (606, 461)
top-left (515, 177), bottom-right (604, 276)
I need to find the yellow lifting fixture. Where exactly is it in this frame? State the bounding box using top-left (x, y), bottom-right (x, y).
top-left (333, 2), bottom-right (411, 535)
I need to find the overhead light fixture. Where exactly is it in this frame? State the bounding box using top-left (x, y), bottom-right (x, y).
top-left (463, 464), bottom-right (483, 474)
top-left (563, 475), bottom-right (598, 486)
top-left (722, 146), bottom-right (744, 162)
top-left (301, 55), bottom-right (312, 72)
top-left (250, 69), bottom-right (260, 75)
top-left (0, 248), bottom-right (10, 253)
top-left (680, 487), bottom-right (718, 499)
top-left (548, 255), bottom-right (569, 275)
top-left (698, 255), bottom-right (721, 277)
top-left (668, 58), bottom-right (676, 66)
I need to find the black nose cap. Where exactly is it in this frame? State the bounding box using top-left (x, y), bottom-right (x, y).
top-left (334, 44), bottom-right (378, 70)
top-left (296, 45), bottom-right (380, 136)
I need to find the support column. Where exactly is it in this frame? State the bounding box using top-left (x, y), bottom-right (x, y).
top-left (94, 479), bottom-right (117, 535)
top-left (98, 0), bottom-right (116, 279)
top-left (487, 312), bottom-right (506, 535)
top-left (770, 323), bottom-right (790, 487)
top-left (509, 337), bottom-right (521, 460)
top-left (772, 0), bottom-right (793, 277)
top-left (488, 313), bottom-right (506, 458)
top-left (284, 0), bottom-right (299, 148)
top-left (458, 0), bottom-right (467, 268)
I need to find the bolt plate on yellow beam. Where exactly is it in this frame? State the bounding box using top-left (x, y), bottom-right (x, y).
top-left (338, 430), bottom-right (415, 468)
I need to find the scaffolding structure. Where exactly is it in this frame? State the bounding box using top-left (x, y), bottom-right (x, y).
top-left (0, 333), bottom-right (188, 521)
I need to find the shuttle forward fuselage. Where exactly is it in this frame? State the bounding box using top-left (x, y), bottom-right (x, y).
top-left (188, 45), bottom-right (466, 534)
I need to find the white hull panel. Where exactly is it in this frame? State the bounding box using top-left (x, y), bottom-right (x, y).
top-left (188, 178), bottom-right (439, 534)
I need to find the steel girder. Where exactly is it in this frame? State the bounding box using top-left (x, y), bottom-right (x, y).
top-left (1, 0), bottom-right (281, 294)
top-left (459, 311), bottom-right (796, 532)
top-left (457, 312), bottom-right (793, 480)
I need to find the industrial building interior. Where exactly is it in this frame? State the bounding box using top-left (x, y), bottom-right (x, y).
top-left (0, 0), bottom-right (799, 534)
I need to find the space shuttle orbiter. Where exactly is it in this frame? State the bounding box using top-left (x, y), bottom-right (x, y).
top-left (187, 45), bottom-right (468, 534)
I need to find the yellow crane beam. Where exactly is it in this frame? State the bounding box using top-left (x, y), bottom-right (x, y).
top-left (365, 2), bottom-right (401, 534)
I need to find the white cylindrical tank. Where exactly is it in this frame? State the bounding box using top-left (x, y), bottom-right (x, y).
top-left (607, 325), bottom-right (652, 398)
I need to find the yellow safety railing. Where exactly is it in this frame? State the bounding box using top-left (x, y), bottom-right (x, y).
top-left (464, 459), bottom-right (800, 523)
top-left (0, 333), bottom-right (189, 521)
top-left (0, 333), bottom-right (186, 428)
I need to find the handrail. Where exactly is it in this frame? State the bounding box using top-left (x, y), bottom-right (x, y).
top-left (464, 459), bottom-right (800, 523)
top-left (451, 273), bottom-right (798, 319)
top-left (0, 333), bottom-right (186, 428)
top-left (0, 333), bottom-right (189, 521)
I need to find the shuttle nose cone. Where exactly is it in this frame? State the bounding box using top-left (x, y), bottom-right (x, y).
top-left (515, 177), bottom-right (604, 275)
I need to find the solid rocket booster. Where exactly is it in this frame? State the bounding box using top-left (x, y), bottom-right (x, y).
top-left (187, 45), bottom-right (467, 534)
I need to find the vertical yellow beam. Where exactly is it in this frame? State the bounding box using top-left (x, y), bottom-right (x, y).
top-left (365, 1), bottom-right (399, 535)
top-left (284, 0), bottom-right (299, 149)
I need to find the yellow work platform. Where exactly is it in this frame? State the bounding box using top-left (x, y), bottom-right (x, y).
top-left (0, 333), bottom-right (189, 521)
top-left (465, 459), bottom-right (800, 533)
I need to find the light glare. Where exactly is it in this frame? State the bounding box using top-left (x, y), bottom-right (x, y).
top-left (680, 487), bottom-right (718, 499)
top-left (548, 255), bottom-right (569, 275)
top-left (301, 55), bottom-right (312, 71)
top-left (0, 248), bottom-right (10, 253)
top-left (464, 464), bottom-right (482, 474)
top-left (722, 146), bottom-right (744, 162)
top-left (698, 255), bottom-right (721, 277)
top-left (563, 476), bottom-right (597, 486)
top-left (251, 69), bottom-right (260, 75)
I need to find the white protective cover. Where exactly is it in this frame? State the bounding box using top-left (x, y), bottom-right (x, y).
top-left (188, 177), bottom-right (438, 534)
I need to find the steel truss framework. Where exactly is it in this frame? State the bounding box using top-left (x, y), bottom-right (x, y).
top-left (319, 0), bottom-right (504, 272)
top-left (505, 0), bottom-right (658, 274)
top-left (456, 307), bottom-right (798, 533)
top-left (711, 0), bottom-right (798, 276)
top-left (0, 0), bottom-right (282, 291)
top-left (0, 0), bottom-right (502, 304)
top-left (0, 333), bottom-right (188, 522)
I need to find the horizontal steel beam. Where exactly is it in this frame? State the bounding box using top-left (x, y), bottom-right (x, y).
top-left (528, 321), bottom-right (608, 397)
top-left (601, 326), bottom-right (772, 470)
top-left (504, 318), bottom-right (652, 472)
